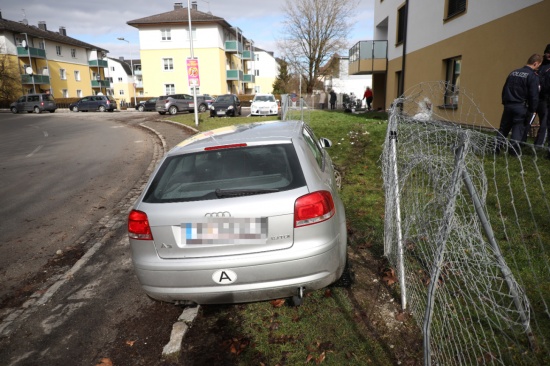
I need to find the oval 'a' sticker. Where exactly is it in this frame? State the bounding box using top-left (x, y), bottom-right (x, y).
top-left (212, 269), bottom-right (237, 285)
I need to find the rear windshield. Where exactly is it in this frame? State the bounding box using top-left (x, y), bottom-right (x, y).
top-left (143, 143), bottom-right (306, 203)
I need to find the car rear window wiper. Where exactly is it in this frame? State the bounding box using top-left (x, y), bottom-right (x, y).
top-left (215, 188), bottom-right (280, 198)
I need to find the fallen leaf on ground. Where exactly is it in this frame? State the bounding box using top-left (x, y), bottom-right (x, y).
top-left (270, 299), bottom-right (286, 308)
top-left (96, 358), bottom-right (113, 366)
top-left (126, 340), bottom-right (136, 346)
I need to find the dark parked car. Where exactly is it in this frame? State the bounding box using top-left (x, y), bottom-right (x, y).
top-left (209, 94), bottom-right (241, 117)
top-left (155, 94), bottom-right (209, 115)
top-left (135, 97), bottom-right (158, 112)
top-left (69, 95), bottom-right (117, 112)
top-left (10, 93), bottom-right (57, 114)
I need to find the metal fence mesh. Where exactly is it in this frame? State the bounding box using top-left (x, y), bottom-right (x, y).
top-left (381, 81), bottom-right (550, 365)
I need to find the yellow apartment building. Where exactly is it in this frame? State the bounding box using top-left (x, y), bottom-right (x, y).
top-left (127, 2), bottom-right (276, 98)
top-left (0, 12), bottom-right (110, 99)
top-left (349, 0), bottom-right (550, 128)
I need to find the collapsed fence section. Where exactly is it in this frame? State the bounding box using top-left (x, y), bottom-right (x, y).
top-left (381, 81), bottom-right (550, 365)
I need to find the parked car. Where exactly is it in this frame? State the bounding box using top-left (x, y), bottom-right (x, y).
top-left (209, 94), bottom-right (241, 117)
top-left (135, 97), bottom-right (158, 112)
top-left (10, 93), bottom-right (57, 114)
top-left (199, 94), bottom-right (215, 106)
top-left (250, 93), bottom-right (279, 116)
top-left (69, 95), bottom-right (117, 112)
top-left (127, 120), bottom-right (349, 305)
top-left (155, 94), bottom-right (209, 115)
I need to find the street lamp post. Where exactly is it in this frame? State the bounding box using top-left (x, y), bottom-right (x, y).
top-left (117, 37), bottom-right (136, 107)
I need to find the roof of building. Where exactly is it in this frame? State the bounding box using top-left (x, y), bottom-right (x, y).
top-left (0, 16), bottom-right (108, 53)
top-left (127, 5), bottom-right (232, 29)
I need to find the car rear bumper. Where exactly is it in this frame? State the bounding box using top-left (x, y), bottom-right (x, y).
top-left (130, 237), bottom-right (345, 304)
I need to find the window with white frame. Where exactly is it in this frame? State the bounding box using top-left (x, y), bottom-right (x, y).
top-left (255, 70), bottom-right (260, 76)
top-left (397, 5), bottom-right (406, 45)
top-left (119, 90), bottom-right (125, 95)
top-left (71, 48), bottom-right (76, 58)
top-left (255, 54), bottom-right (260, 61)
top-left (163, 58), bottom-right (174, 71)
top-left (254, 86), bottom-right (261, 93)
top-left (186, 27), bottom-right (197, 42)
top-left (161, 28), bottom-right (172, 41)
top-left (39, 41), bottom-right (45, 50)
top-left (118, 77), bottom-right (123, 82)
top-left (77, 89), bottom-right (82, 98)
top-left (60, 68), bottom-right (66, 80)
top-left (74, 70), bottom-right (80, 81)
top-left (165, 84), bottom-right (175, 94)
top-left (56, 45), bottom-right (62, 56)
top-left (110, 66), bottom-right (115, 71)
top-left (62, 89), bottom-right (68, 98)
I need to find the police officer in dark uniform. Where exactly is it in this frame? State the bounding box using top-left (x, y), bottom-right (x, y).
top-left (534, 44), bottom-right (550, 146)
top-left (496, 53), bottom-right (542, 155)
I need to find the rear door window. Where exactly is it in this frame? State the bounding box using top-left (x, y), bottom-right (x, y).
top-left (143, 143), bottom-right (306, 203)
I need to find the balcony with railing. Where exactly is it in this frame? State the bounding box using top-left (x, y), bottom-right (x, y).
top-left (226, 69), bottom-right (243, 81)
top-left (89, 59), bottom-right (108, 68)
top-left (225, 40), bottom-right (243, 54)
top-left (17, 46), bottom-right (46, 58)
top-left (242, 49), bottom-right (254, 60)
top-left (348, 40), bottom-right (388, 75)
top-left (91, 79), bottom-right (112, 88)
top-left (21, 74), bottom-right (50, 84)
top-left (243, 74), bottom-right (255, 83)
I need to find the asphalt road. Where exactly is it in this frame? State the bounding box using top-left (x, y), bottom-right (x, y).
top-left (0, 110), bottom-right (195, 365)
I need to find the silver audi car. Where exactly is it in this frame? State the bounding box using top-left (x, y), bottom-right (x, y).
top-left (128, 120), bottom-right (348, 305)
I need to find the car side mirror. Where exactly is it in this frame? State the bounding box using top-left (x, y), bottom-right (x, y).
top-left (319, 137), bottom-right (332, 148)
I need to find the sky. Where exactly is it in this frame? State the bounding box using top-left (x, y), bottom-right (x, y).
top-left (0, 0), bottom-right (374, 60)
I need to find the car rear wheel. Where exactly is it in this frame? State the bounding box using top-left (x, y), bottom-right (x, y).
top-left (11, 107), bottom-right (18, 114)
top-left (198, 103), bottom-right (207, 113)
top-left (98, 105), bottom-right (106, 112)
top-left (33, 106), bottom-right (41, 114)
top-left (72, 106), bottom-right (79, 112)
top-left (138, 105), bottom-right (145, 112)
top-left (169, 106), bottom-right (178, 115)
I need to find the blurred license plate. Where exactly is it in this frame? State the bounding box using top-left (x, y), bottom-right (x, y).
top-left (181, 217), bottom-right (268, 245)
top-left (216, 110), bottom-right (226, 116)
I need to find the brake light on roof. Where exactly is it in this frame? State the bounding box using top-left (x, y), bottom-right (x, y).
top-left (294, 191), bottom-right (335, 227)
top-left (128, 210), bottom-right (153, 240)
top-left (205, 143), bottom-right (247, 151)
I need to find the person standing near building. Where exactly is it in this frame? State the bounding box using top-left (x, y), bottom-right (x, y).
top-left (329, 90), bottom-right (337, 110)
top-left (496, 53), bottom-right (542, 155)
top-left (363, 86), bottom-right (373, 111)
top-left (534, 44), bottom-right (550, 146)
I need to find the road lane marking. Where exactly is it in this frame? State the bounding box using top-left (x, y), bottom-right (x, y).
top-left (26, 145), bottom-right (43, 157)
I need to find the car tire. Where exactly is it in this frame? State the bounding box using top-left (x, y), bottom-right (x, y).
top-left (33, 106), bottom-right (41, 114)
top-left (72, 106), bottom-right (79, 112)
top-left (169, 106), bottom-right (178, 115)
top-left (198, 103), bottom-right (207, 113)
top-left (98, 105), bottom-right (106, 112)
top-left (331, 259), bottom-right (355, 288)
top-left (238, 107), bottom-right (242, 116)
top-left (138, 105), bottom-right (145, 112)
top-left (10, 107), bottom-right (18, 114)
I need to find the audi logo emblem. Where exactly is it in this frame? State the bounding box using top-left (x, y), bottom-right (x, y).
top-left (204, 211), bottom-right (231, 218)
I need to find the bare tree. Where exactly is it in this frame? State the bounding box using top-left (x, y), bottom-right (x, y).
top-left (277, 0), bottom-right (359, 93)
top-left (0, 43), bottom-right (21, 105)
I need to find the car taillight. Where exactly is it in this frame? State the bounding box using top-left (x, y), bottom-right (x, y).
top-left (128, 210), bottom-right (153, 240)
top-left (294, 191), bottom-right (335, 227)
top-left (41, 102), bottom-right (44, 106)
top-left (106, 100), bottom-right (110, 105)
